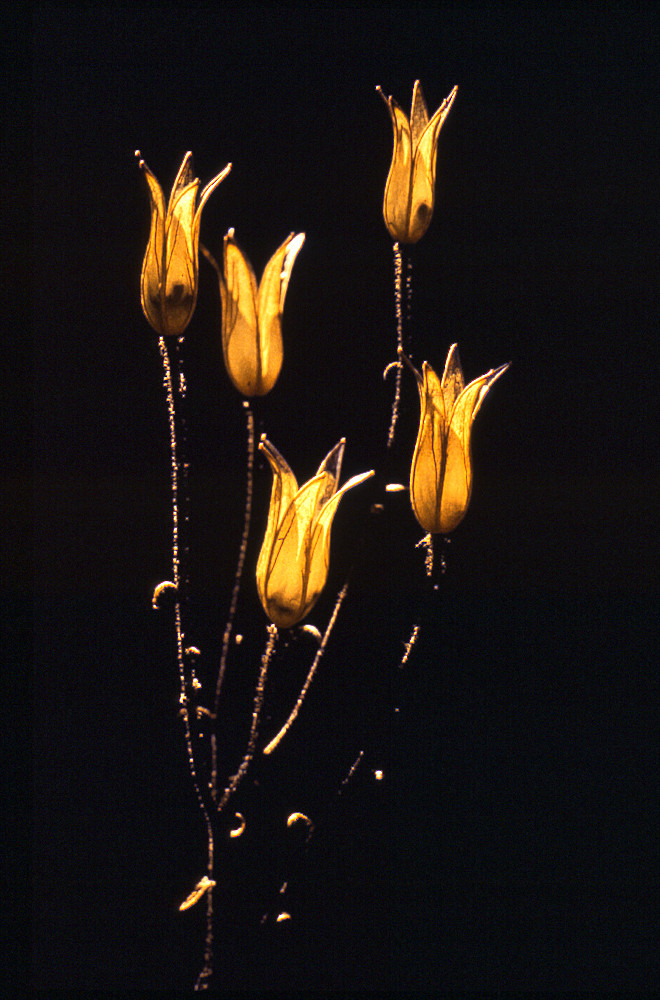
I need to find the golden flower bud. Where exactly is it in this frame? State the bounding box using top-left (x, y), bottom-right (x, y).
top-left (220, 230), bottom-right (305, 396)
top-left (404, 345), bottom-right (509, 533)
top-left (136, 151), bottom-right (231, 337)
top-left (256, 436), bottom-right (373, 628)
top-left (376, 81), bottom-right (457, 244)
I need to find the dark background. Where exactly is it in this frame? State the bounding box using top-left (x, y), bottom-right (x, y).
top-left (24, 3), bottom-right (658, 993)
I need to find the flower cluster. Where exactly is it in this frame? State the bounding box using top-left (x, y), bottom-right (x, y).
top-left (137, 81), bottom-right (508, 630)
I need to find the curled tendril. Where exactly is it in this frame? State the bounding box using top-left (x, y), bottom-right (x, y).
top-left (152, 579), bottom-right (177, 609)
top-left (383, 360), bottom-right (402, 380)
top-left (229, 812), bottom-right (246, 838)
top-left (287, 812), bottom-right (315, 842)
top-left (299, 624), bottom-right (322, 645)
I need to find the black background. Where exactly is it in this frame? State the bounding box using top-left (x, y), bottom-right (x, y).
top-left (25, 3), bottom-right (658, 993)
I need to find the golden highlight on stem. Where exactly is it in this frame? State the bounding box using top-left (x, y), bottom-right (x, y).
top-left (159, 336), bottom-right (217, 994)
top-left (262, 581), bottom-right (349, 755)
top-left (216, 624), bottom-right (277, 811)
top-left (180, 876), bottom-right (216, 912)
top-left (213, 402), bottom-right (255, 715)
top-left (386, 242), bottom-right (404, 448)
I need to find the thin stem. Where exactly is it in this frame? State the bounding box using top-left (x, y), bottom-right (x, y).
top-left (216, 625), bottom-right (277, 813)
top-left (263, 581), bottom-right (349, 755)
top-left (386, 242), bottom-right (404, 449)
top-left (415, 531), bottom-right (434, 578)
top-left (211, 401), bottom-right (254, 800)
top-left (405, 253), bottom-right (413, 324)
top-left (399, 623), bottom-right (420, 668)
top-left (174, 338), bottom-right (192, 596)
top-left (338, 749), bottom-right (364, 796)
top-left (159, 338), bottom-right (196, 743)
top-left (194, 832), bottom-right (215, 992)
top-left (213, 402), bottom-right (254, 713)
top-left (398, 534), bottom-right (436, 668)
top-left (159, 337), bottom-right (216, 989)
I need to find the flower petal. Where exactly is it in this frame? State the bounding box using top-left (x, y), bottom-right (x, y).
top-left (162, 178), bottom-right (199, 336)
top-left (410, 361), bottom-right (447, 534)
top-left (256, 440), bottom-right (305, 626)
top-left (253, 232), bottom-right (305, 395)
top-left (409, 80), bottom-right (429, 150)
top-left (221, 230), bottom-right (261, 394)
top-left (450, 362), bottom-right (510, 452)
top-left (440, 361), bottom-right (509, 533)
top-left (314, 438), bottom-right (345, 499)
top-left (137, 155), bottom-right (166, 335)
top-left (409, 84), bottom-right (457, 243)
top-left (302, 470), bottom-right (375, 620)
top-left (378, 88), bottom-right (414, 243)
top-left (440, 342), bottom-right (465, 414)
top-left (194, 162), bottom-right (231, 233)
top-left (257, 437), bottom-right (299, 555)
top-left (168, 152), bottom-right (195, 214)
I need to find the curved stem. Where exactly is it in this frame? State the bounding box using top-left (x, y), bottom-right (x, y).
top-left (263, 581), bottom-right (349, 755)
top-left (211, 401), bottom-right (254, 801)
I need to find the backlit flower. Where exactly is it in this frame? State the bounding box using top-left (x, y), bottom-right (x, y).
top-left (220, 229), bottom-right (305, 396)
top-left (404, 345), bottom-right (509, 533)
top-left (257, 436), bottom-right (374, 628)
top-left (136, 150), bottom-right (231, 337)
top-left (376, 81), bottom-right (457, 244)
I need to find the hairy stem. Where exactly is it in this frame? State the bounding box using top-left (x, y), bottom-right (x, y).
top-left (263, 582), bottom-right (349, 755)
top-left (216, 625), bottom-right (277, 812)
top-left (386, 242), bottom-right (404, 449)
top-left (159, 336), bottom-right (216, 990)
top-left (211, 402), bottom-right (255, 796)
